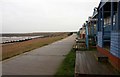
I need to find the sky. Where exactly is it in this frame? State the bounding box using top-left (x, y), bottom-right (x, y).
top-left (1, 0), bottom-right (100, 33)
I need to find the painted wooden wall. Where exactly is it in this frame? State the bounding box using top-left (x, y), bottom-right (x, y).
top-left (97, 32), bottom-right (103, 47)
top-left (110, 32), bottom-right (120, 58)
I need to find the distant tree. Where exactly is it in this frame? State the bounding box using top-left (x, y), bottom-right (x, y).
top-left (68, 32), bottom-right (73, 36)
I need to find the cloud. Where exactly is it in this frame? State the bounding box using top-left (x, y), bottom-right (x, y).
top-left (2, 0), bottom-right (100, 33)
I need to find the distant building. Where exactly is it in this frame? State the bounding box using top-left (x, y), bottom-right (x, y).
top-left (79, 24), bottom-right (86, 39)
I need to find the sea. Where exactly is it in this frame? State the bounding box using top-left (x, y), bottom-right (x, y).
top-left (0, 36), bottom-right (43, 44)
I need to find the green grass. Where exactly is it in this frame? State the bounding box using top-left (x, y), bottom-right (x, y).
top-left (55, 49), bottom-right (76, 77)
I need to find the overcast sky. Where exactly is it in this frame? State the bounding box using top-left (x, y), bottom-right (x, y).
top-left (2, 0), bottom-right (100, 33)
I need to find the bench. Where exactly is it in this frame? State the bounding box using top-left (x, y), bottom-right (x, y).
top-left (73, 43), bottom-right (86, 50)
top-left (73, 44), bottom-right (80, 50)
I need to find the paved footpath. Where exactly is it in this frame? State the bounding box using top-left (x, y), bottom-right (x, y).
top-left (2, 34), bottom-right (76, 75)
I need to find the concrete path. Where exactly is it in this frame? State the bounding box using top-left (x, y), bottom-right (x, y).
top-left (2, 34), bottom-right (76, 75)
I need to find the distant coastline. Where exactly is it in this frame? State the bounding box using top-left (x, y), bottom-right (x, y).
top-left (1, 32), bottom-right (74, 44)
top-left (1, 32), bottom-right (72, 60)
top-left (0, 32), bottom-right (76, 37)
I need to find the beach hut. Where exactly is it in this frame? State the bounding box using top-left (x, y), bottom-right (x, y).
top-left (96, 0), bottom-right (120, 71)
top-left (88, 15), bottom-right (98, 46)
top-left (79, 25), bottom-right (86, 39)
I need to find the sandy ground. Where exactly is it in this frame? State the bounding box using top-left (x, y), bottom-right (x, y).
top-left (2, 34), bottom-right (76, 75)
top-left (1, 33), bottom-right (69, 60)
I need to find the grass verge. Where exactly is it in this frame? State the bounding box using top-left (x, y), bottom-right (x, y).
top-left (55, 48), bottom-right (76, 77)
